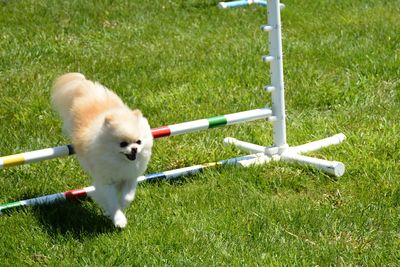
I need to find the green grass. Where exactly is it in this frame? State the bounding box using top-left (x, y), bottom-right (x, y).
top-left (1, 0), bottom-right (399, 265)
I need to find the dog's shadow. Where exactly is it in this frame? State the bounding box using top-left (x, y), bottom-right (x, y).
top-left (32, 199), bottom-right (115, 240)
top-left (28, 172), bottom-right (208, 239)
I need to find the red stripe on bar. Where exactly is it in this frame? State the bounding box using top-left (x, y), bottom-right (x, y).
top-left (64, 188), bottom-right (88, 200)
top-left (151, 126), bottom-right (171, 138)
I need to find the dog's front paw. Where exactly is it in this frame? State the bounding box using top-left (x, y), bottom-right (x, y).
top-left (113, 210), bottom-right (127, 228)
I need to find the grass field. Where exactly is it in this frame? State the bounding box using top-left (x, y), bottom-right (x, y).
top-left (1, 0), bottom-right (399, 265)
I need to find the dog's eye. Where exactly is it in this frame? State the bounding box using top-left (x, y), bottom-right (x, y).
top-left (136, 140), bottom-right (142, 145)
top-left (120, 141), bottom-right (129, 148)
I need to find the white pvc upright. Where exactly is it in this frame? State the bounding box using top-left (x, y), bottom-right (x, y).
top-left (224, 0), bottom-right (346, 176)
top-left (266, 0), bottom-right (287, 150)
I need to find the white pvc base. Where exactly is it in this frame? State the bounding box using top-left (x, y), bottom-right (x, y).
top-left (224, 133), bottom-right (346, 176)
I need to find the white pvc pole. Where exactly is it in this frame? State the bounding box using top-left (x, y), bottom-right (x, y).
top-left (290, 133), bottom-right (346, 154)
top-left (223, 137), bottom-right (266, 153)
top-left (280, 153), bottom-right (345, 177)
top-left (267, 0), bottom-right (287, 149)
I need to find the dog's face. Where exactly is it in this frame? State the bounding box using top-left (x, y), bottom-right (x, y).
top-left (101, 109), bottom-right (153, 162)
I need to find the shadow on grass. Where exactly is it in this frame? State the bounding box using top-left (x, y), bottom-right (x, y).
top-left (32, 199), bottom-right (115, 240)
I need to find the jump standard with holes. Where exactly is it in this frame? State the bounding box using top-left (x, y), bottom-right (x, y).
top-left (0, 0), bottom-right (345, 214)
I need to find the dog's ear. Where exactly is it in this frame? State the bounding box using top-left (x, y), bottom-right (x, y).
top-left (132, 109), bottom-right (143, 118)
top-left (104, 114), bottom-right (114, 127)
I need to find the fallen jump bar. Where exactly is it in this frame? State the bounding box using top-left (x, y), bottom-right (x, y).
top-left (0, 153), bottom-right (265, 214)
top-left (0, 108), bottom-right (271, 169)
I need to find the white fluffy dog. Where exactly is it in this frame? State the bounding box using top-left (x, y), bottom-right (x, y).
top-left (52, 73), bottom-right (153, 228)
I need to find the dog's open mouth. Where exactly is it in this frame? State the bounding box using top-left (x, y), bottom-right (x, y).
top-left (125, 153), bottom-right (136, 161)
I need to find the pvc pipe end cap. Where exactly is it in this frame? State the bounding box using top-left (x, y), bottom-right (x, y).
top-left (262, 55), bottom-right (274, 62)
top-left (218, 2), bottom-right (227, 8)
top-left (261, 25), bottom-right (273, 32)
top-left (336, 133), bottom-right (346, 142)
top-left (264, 85), bottom-right (275, 92)
top-left (332, 162), bottom-right (345, 177)
top-left (223, 137), bottom-right (236, 145)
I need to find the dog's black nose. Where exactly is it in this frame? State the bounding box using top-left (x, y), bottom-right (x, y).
top-left (131, 147), bottom-right (137, 155)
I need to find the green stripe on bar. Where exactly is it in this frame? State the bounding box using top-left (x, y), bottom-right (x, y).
top-left (208, 116), bottom-right (227, 128)
top-left (0, 201), bottom-right (22, 210)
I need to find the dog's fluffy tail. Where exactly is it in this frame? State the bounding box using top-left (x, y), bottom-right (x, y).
top-left (52, 72), bottom-right (86, 115)
top-left (51, 72), bottom-right (89, 136)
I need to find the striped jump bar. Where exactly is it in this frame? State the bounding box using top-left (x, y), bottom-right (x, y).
top-left (0, 108), bottom-right (271, 169)
top-left (0, 153), bottom-right (264, 214)
top-left (151, 108), bottom-right (271, 138)
top-left (0, 186), bottom-right (95, 215)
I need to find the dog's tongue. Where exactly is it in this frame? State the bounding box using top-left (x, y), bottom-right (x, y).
top-left (126, 153), bottom-right (136, 161)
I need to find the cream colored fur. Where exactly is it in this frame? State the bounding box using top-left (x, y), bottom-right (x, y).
top-left (52, 73), bottom-right (153, 228)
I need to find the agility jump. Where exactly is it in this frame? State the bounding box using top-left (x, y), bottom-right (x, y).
top-left (0, 0), bottom-right (345, 213)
